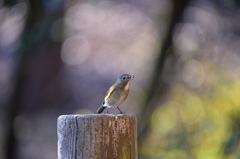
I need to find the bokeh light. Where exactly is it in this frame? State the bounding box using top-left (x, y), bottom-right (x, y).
top-left (1, 0), bottom-right (240, 159)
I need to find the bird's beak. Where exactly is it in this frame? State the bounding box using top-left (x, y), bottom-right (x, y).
top-left (131, 76), bottom-right (135, 80)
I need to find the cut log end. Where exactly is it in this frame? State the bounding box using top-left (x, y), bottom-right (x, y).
top-left (57, 114), bottom-right (137, 159)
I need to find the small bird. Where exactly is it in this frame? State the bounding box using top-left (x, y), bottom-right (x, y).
top-left (97, 74), bottom-right (134, 114)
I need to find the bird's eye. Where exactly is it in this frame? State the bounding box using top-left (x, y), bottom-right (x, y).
top-left (122, 77), bottom-right (126, 80)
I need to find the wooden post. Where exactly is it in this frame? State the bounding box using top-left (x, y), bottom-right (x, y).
top-left (57, 114), bottom-right (137, 159)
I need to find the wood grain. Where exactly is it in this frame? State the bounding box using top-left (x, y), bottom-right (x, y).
top-left (57, 114), bottom-right (137, 159)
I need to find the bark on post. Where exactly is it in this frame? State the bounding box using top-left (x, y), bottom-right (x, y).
top-left (57, 114), bottom-right (137, 159)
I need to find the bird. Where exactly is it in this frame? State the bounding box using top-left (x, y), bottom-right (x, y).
top-left (97, 74), bottom-right (134, 114)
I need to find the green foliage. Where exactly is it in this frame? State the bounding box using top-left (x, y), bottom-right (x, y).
top-left (141, 80), bottom-right (240, 159)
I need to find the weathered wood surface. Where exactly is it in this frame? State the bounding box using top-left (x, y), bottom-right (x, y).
top-left (57, 114), bottom-right (137, 159)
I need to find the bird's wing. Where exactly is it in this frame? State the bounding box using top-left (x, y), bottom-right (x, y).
top-left (104, 86), bottom-right (115, 103)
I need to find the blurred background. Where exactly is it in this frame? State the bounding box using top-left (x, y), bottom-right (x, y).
top-left (1, 0), bottom-right (240, 159)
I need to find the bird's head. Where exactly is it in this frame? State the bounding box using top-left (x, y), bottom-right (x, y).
top-left (115, 74), bottom-right (134, 89)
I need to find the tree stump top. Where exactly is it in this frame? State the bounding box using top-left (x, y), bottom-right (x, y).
top-left (58, 114), bottom-right (137, 159)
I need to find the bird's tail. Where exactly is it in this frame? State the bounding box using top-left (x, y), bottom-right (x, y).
top-left (97, 106), bottom-right (106, 114)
